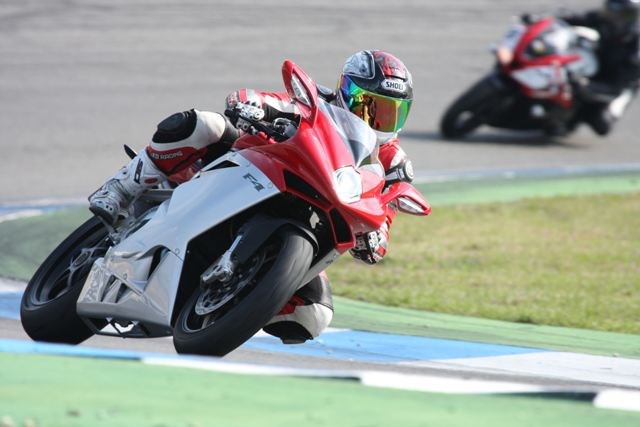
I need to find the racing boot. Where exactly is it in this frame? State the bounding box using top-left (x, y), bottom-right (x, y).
top-left (263, 273), bottom-right (334, 344)
top-left (89, 149), bottom-right (166, 224)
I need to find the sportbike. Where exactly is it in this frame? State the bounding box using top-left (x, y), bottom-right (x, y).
top-left (20, 60), bottom-right (431, 357)
top-left (440, 16), bottom-right (634, 139)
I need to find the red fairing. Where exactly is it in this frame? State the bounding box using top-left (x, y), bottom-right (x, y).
top-left (507, 17), bottom-right (582, 109)
top-left (513, 17), bottom-right (555, 61)
top-left (237, 60), bottom-right (430, 254)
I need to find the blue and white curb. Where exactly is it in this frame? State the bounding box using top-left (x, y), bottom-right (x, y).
top-left (1, 337), bottom-right (640, 413)
top-left (3, 279), bottom-right (640, 408)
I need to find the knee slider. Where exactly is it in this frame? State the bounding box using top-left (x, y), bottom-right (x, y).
top-left (152, 110), bottom-right (198, 144)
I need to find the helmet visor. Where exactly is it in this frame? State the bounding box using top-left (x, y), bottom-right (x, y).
top-left (339, 75), bottom-right (412, 133)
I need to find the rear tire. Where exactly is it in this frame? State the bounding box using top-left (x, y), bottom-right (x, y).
top-left (20, 217), bottom-right (110, 344)
top-left (173, 227), bottom-right (313, 357)
top-left (440, 75), bottom-right (504, 139)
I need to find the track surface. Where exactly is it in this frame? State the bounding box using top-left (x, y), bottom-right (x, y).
top-left (2, 0), bottom-right (639, 202)
top-left (1, 0), bottom-right (639, 392)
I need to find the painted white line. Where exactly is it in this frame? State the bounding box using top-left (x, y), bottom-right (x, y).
top-left (0, 278), bottom-right (26, 293)
top-left (405, 352), bottom-right (640, 389)
top-left (0, 198), bottom-right (86, 208)
top-left (0, 209), bottom-right (45, 224)
top-left (144, 357), bottom-right (640, 412)
top-left (594, 389), bottom-right (640, 412)
top-left (143, 357), bottom-right (357, 379)
top-left (143, 357), bottom-right (543, 393)
top-left (360, 371), bottom-right (544, 394)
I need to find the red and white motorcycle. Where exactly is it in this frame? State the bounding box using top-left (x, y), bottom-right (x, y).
top-left (20, 60), bottom-right (431, 357)
top-left (440, 16), bottom-right (620, 139)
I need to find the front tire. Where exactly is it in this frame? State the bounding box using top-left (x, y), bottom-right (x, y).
top-left (440, 75), bottom-right (505, 139)
top-left (20, 216), bottom-right (110, 344)
top-left (173, 227), bottom-right (313, 357)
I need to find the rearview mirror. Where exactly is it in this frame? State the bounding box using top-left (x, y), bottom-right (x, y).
top-left (291, 75), bottom-right (311, 106)
top-left (381, 182), bottom-right (431, 216)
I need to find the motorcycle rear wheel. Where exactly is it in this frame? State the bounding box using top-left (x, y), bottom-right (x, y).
top-left (20, 216), bottom-right (110, 344)
top-left (172, 227), bottom-right (313, 357)
top-left (440, 75), bottom-right (503, 139)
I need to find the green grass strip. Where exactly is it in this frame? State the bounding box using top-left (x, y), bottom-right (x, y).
top-left (332, 296), bottom-right (640, 358)
top-left (416, 171), bottom-right (640, 205)
top-left (1, 353), bottom-right (639, 427)
top-left (0, 209), bottom-right (91, 282)
top-left (330, 192), bottom-right (640, 336)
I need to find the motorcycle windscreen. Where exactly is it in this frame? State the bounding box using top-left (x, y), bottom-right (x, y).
top-left (317, 99), bottom-right (383, 176)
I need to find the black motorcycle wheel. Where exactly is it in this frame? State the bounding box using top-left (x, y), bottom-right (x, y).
top-left (173, 227), bottom-right (313, 357)
top-left (20, 216), bottom-right (110, 344)
top-left (440, 75), bottom-right (503, 139)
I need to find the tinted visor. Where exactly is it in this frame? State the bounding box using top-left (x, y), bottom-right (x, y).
top-left (339, 75), bottom-right (412, 133)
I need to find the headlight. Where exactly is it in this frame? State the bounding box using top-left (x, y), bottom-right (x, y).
top-left (333, 166), bottom-right (362, 204)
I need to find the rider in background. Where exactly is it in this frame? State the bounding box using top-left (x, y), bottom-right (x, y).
top-left (560, 0), bottom-right (640, 135)
top-left (88, 50), bottom-right (415, 345)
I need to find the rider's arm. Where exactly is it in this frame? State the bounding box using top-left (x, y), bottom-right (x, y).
top-left (349, 139), bottom-right (412, 265)
top-left (226, 89), bottom-right (298, 123)
top-left (557, 10), bottom-right (600, 28)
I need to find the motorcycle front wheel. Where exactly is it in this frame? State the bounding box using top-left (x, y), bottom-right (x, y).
top-left (440, 74), bottom-right (505, 139)
top-left (173, 227), bottom-right (313, 357)
top-left (20, 216), bottom-right (110, 344)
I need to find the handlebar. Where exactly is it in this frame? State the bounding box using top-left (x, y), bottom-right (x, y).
top-left (224, 107), bottom-right (290, 142)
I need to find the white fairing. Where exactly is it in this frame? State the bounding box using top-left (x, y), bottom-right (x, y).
top-left (77, 152), bottom-right (281, 332)
top-left (499, 23), bottom-right (526, 52)
top-left (566, 49), bottom-right (599, 78)
top-left (511, 65), bottom-right (564, 91)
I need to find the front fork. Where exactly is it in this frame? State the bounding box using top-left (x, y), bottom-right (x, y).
top-left (199, 214), bottom-right (319, 288)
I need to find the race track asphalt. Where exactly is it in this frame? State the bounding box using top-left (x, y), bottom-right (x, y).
top-left (1, 0), bottom-right (638, 202)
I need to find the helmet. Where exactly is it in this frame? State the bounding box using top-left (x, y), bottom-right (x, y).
top-left (603, 0), bottom-right (639, 36)
top-left (337, 50), bottom-right (413, 140)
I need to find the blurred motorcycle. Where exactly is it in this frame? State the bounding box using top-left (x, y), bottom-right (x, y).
top-left (440, 16), bottom-right (612, 139)
top-left (20, 60), bottom-right (431, 357)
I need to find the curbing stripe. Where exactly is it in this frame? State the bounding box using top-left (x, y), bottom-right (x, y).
top-left (1, 337), bottom-right (640, 412)
top-left (143, 355), bottom-right (640, 412)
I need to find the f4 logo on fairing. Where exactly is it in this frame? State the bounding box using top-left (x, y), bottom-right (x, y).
top-left (243, 173), bottom-right (265, 191)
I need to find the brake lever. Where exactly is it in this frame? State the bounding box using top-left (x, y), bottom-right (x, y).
top-left (225, 107), bottom-right (287, 141)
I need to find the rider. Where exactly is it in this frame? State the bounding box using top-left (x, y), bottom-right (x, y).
top-left (560, 0), bottom-right (640, 135)
top-left (88, 50), bottom-right (415, 344)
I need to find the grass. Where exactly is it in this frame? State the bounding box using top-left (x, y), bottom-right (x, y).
top-left (0, 209), bottom-right (91, 281)
top-left (1, 190), bottom-right (639, 335)
top-left (329, 192), bottom-right (640, 334)
top-left (3, 353), bottom-right (639, 427)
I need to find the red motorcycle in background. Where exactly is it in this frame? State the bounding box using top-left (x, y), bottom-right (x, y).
top-left (440, 17), bottom-right (603, 139)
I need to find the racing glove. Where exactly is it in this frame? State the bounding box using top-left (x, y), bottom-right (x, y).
top-left (232, 102), bottom-right (265, 134)
top-left (349, 221), bottom-right (389, 265)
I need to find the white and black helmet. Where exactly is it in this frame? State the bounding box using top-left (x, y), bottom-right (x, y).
top-left (337, 50), bottom-right (413, 140)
